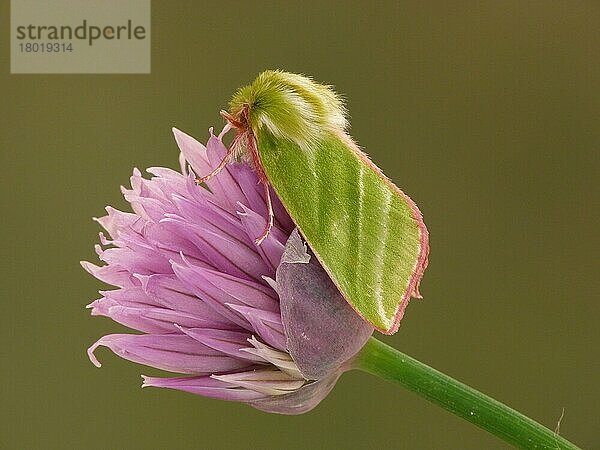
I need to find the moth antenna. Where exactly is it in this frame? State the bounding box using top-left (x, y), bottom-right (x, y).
top-left (255, 181), bottom-right (274, 245)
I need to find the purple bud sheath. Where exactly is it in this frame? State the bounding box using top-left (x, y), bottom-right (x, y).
top-left (276, 229), bottom-right (373, 380)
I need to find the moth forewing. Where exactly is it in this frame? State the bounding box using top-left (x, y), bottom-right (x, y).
top-left (257, 129), bottom-right (428, 334)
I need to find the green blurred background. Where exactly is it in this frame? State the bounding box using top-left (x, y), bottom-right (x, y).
top-left (1, 1), bottom-right (598, 448)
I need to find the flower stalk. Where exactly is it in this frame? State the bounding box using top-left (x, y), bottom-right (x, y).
top-left (354, 337), bottom-right (580, 449)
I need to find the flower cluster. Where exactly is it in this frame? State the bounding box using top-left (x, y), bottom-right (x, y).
top-left (84, 126), bottom-right (372, 414)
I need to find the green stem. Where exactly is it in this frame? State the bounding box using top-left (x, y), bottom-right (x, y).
top-left (354, 337), bottom-right (580, 449)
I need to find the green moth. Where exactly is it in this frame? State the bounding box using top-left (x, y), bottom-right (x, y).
top-left (198, 70), bottom-right (429, 334)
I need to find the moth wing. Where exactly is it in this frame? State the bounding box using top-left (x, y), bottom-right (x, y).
top-left (258, 131), bottom-right (429, 334)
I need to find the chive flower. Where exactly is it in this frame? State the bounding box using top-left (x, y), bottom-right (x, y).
top-left (84, 126), bottom-right (372, 414)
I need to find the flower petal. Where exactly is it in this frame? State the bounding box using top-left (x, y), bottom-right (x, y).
top-left (171, 261), bottom-right (278, 330)
top-left (137, 274), bottom-right (233, 328)
top-left (87, 333), bottom-right (252, 374)
top-left (241, 337), bottom-right (302, 379)
top-left (205, 131), bottom-right (248, 211)
top-left (237, 204), bottom-right (287, 270)
top-left (95, 245), bottom-right (172, 276)
top-left (165, 219), bottom-right (271, 281)
top-left (80, 261), bottom-right (137, 288)
top-left (94, 206), bottom-right (144, 239)
top-left (176, 327), bottom-right (263, 363)
top-left (170, 190), bottom-right (250, 247)
top-left (226, 304), bottom-right (286, 351)
top-left (142, 374), bottom-right (266, 401)
top-left (140, 221), bottom-right (208, 264)
top-left (102, 285), bottom-right (160, 308)
top-left (171, 128), bottom-right (212, 183)
top-left (212, 369), bottom-right (305, 396)
top-left (89, 299), bottom-right (219, 334)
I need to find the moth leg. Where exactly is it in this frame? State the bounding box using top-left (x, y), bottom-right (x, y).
top-left (255, 181), bottom-right (274, 245)
top-left (195, 141), bottom-right (237, 184)
top-left (220, 110), bottom-right (245, 129)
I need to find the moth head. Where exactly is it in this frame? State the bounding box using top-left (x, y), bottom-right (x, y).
top-left (229, 70), bottom-right (348, 151)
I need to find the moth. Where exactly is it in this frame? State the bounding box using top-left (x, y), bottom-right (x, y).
top-left (198, 70), bottom-right (429, 334)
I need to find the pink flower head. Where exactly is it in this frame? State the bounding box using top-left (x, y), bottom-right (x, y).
top-left (84, 125), bottom-right (372, 414)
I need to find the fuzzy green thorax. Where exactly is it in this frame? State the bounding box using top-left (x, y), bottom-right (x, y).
top-left (229, 70), bottom-right (347, 151)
